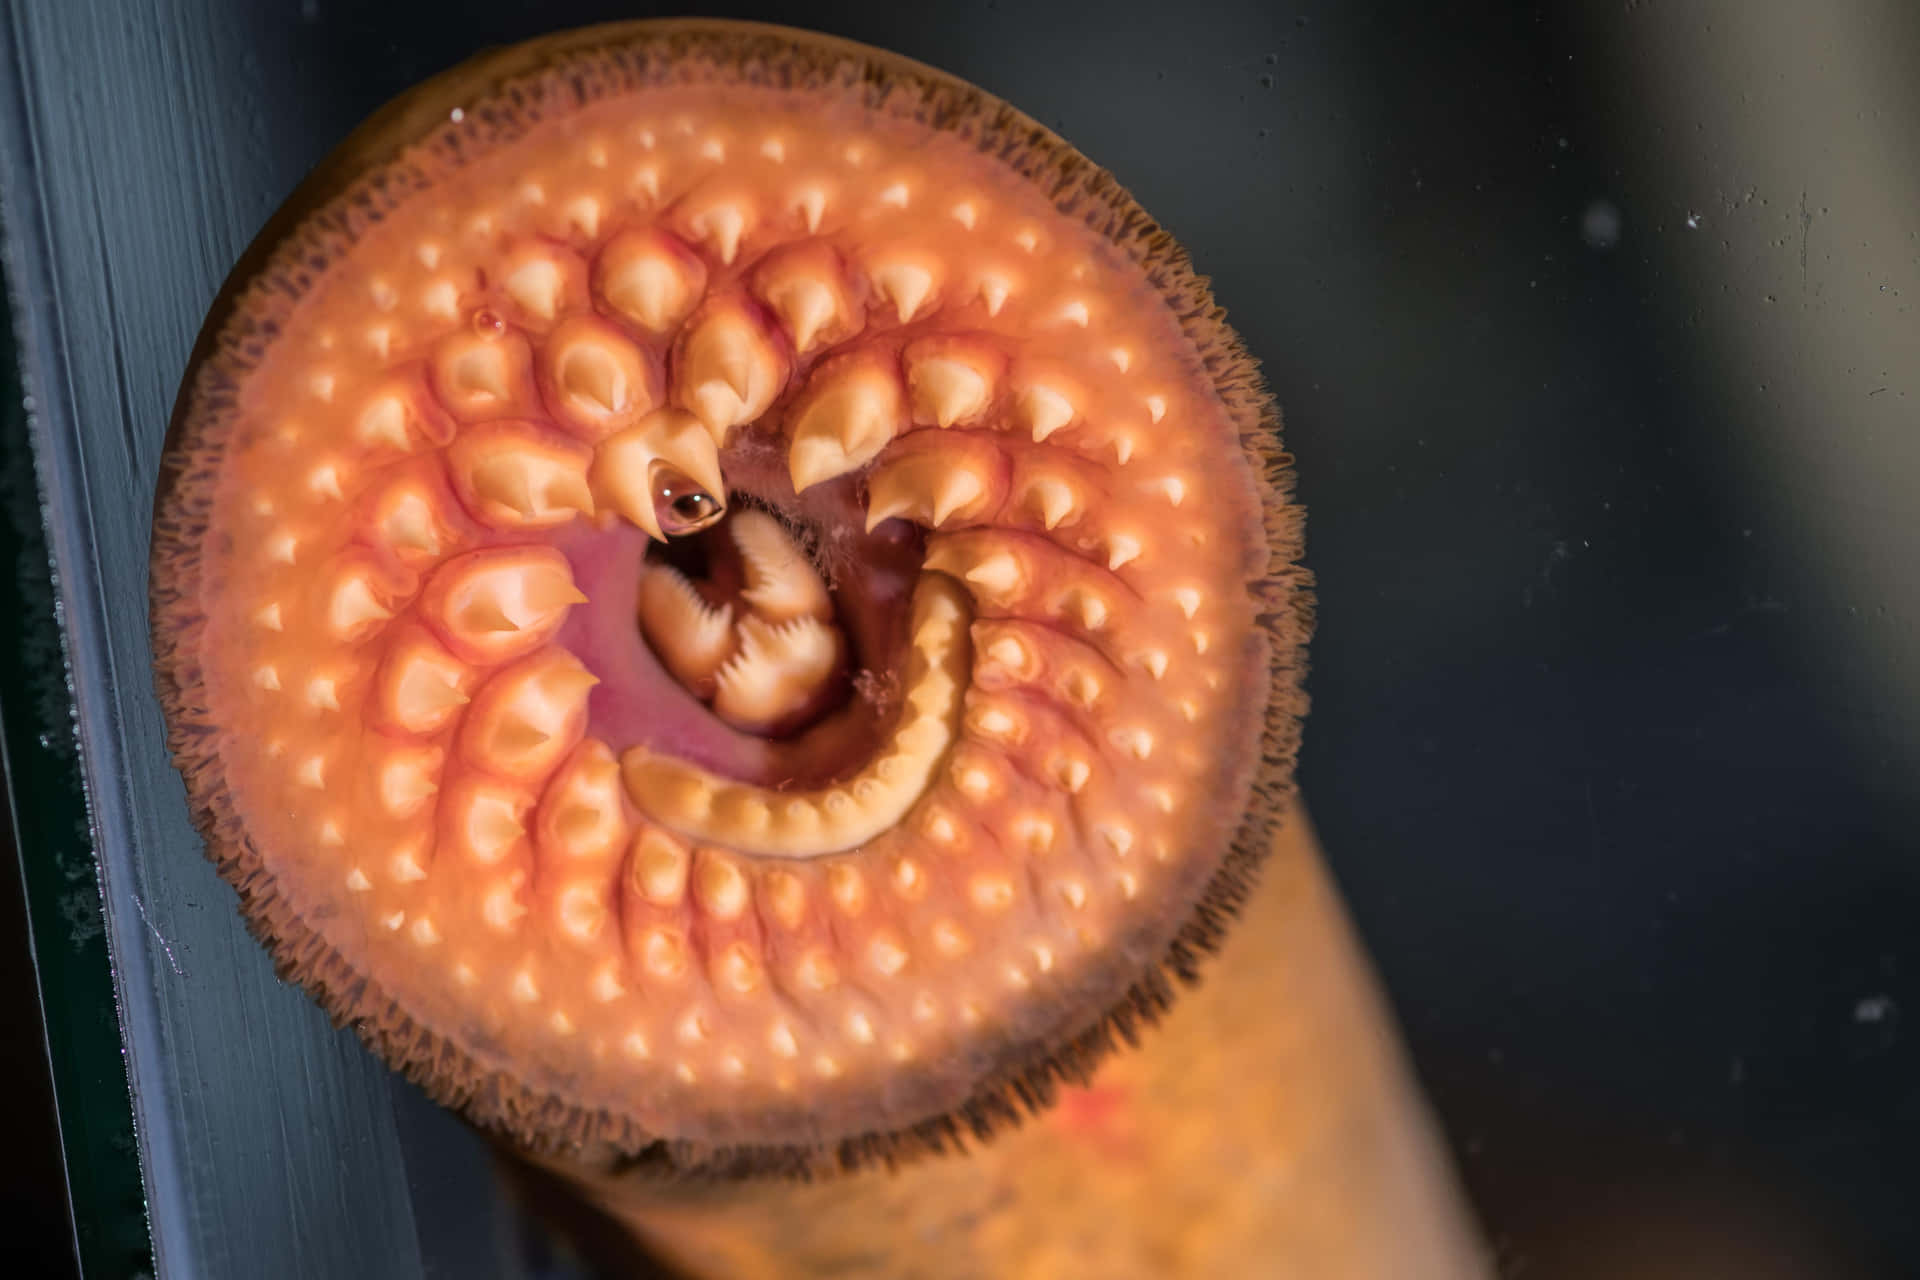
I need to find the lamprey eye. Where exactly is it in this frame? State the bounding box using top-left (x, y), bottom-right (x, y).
top-left (653, 465), bottom-right (725, 536)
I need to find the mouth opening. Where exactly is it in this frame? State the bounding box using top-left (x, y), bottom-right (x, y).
top-left (555, 477), bottom-right (926, 791)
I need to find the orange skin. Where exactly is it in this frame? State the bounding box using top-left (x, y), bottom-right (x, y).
top-left (149, 19), bottom-right (1474, 1276)
top-left (521, 807), bottom-right (1488, 1279)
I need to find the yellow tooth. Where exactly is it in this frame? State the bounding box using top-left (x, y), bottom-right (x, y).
top-left (711, 616), bottom-right (842, 731)
top-left (597, 228), bottom-right (706, 334)
top-left (637, 566), bottom-right (736, 690)
top-left (731, 510), bottom-right (831, 622)
top-left (762, 275), bottom-right (838, 352)
top-left (590, 409), bottom-right (726, 542)
top-left (382, 496), bottom-right (440, 557)
top-left (689, 202), bottom-right (750, 264)
top-left (506, 256), bottom-right (563, 320)
top-left (472, 457), bottom-right (536, 514)
top-left (958, 551), bottom-right (1024, 601)
top-left (1023, 476), bottom-right (1079, 529)
top-left (870, 261), bottom-right (935, 323)
top-left (1024, 384), bottom-right (1076, 441)
top-left (357, 394), bottom-right (411, 450)
top-left (865, 458), bottom-right (986, 531)
top-left (785, 358), bottom-right (905, 492)
top-left (460, 596), bottom-right (520, 634)
top-left (1105, 533), bottom-right (1142, 570)
top-left (328, 573), bottom-right (394, 641)
top-left (908, 356), bottom-right (992, 428)
top-left (676, 302), bottom-right (785, 442)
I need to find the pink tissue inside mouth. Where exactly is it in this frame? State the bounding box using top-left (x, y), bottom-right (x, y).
top-left (551, 465), bottom-right (925, 791)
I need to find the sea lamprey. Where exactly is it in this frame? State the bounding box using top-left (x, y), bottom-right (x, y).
top-left (150, 19), bottom-right (1306, 1175)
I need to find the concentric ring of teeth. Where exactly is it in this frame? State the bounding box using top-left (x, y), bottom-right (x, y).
top-left (166, 58), bottom-right (1280, 1152)
top-left (623, 574), bottom-right (968, 857)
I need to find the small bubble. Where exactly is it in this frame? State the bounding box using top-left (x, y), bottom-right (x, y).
top-left (472, 309), bottom-right (506, 337)
top-left (450, 107), bottom-right (465, 123)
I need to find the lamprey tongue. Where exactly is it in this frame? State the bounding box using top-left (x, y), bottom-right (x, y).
top-left (149, 20), bottom-right (1306, 1167)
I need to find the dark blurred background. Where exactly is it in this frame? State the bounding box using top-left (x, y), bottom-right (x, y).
top-left (3, 1), bottom-right (1916, 1276)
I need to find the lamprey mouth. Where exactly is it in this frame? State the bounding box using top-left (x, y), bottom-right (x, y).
top-left (148, 19), bottom-right (1308, 1169)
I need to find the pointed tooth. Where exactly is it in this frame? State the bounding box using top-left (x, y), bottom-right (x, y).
top-left (672, 296), bottom-right (788, 442)
top-left (460, 650), bottom-right (597, 780)
top-left (472, 457), bottom-right (536, 514)
top-left (590, 408), bottom-right (725, 542)
top-left (785, 351), bottom-right (905, 491)
top-left (328, 570), bottom-right (396, 641)
top-left (931, 469), bottom-right (986, 525)
top-left (1024, 384), bottom-right (1076, 441)
top-left (866, 248), bottom-right (942, 323)
top-left (711, 615), bottom-right (843, 732)
top-left (540, 315), bottom-right (655, 439)
top-left (382, 495), bottom-right (441, 557)
top-left (1106, 533), bottom-right (1142, 570)
top-left (524, 575), bottom-right (590, 612)
top-left (1024, 476), bottom-right (1078, 529)
top-left (449, 424), bottom-right (594, 528)
top-left (430, 329), bottom-right (536, 422)
top-left (423, 546), bottom-right (583, 665)
top-left (731, 510), bottom-right (831, 623)
top-left (962, 552), bottom-right (1024, 599)
top-left (905, 337), bottom-right (1002, 428)
top-left (461, 597), bottom-right (521, 634)
top-left (748, 239), bottom-right (860, 354)
top-left (638, 567), bottom-right (737, 692)
top-left (595, 228), bottom-right (707, 335)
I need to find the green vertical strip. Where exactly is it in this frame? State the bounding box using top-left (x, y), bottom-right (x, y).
top-left (0, 267), bottom-right (152, 1277)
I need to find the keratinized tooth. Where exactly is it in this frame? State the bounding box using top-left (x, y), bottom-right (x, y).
top-left (621, 576), bottom-right (969, 858)
top-left (750, 240), bottom-right (859, 354)
top-left (863, 438), bottom-right (1006, 532)
top-left (458, 648), bottom-right (600, 783)
top-left (354, 367), bottom-right (456, 454)
top-left (498, 240), bottom-right (588, 326)
top-left (420, 546), bottom-right (587, 665)
top-left (325, 551), bottom-right (413, 643)
top-left (589, 408), bottom-right (726, 542)
top-left (429, 327), bottom-right (538, 422)
top-left (594, 227), bottom-right (709, 335)
top-left (903, 334), bottom-right (1005, 428)
top-left (710, 615), bottom-right (844, 733)
top-left (372, 623), bottom-right (473, 735)
top-left (861, 243), bottom-right (944, 323)
top-left (1011, 365), bottom-right (1087, 442)
top-left (535, 740), bottom-right (631, 865)
top-left (447, 423), bottom-right (595, 528)
top-left (730, 510), bottom-right (831, 623)
top-left (671, 183), bottom-right (759, 265)
top-left (670, 295), bottom-right (790, 443)
top-left (373, 740), bottom-right (444, 820)
top-left (1016, 468), bottom-right (1085, 530)
top-left (357, 458), bottom-right (468, 567)
top-left (439, 773), bottom-right (533, 869)
top-left (923, 535), bottom-right (1030, 608)
top-left (637, 565), bottom-right (736, 697)
top-left (784, 347), bottom-right (906, 492)
top-left (628, 824), bottom-right (690, 906)
top-left (537, 315), bottom-right (659, 441)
